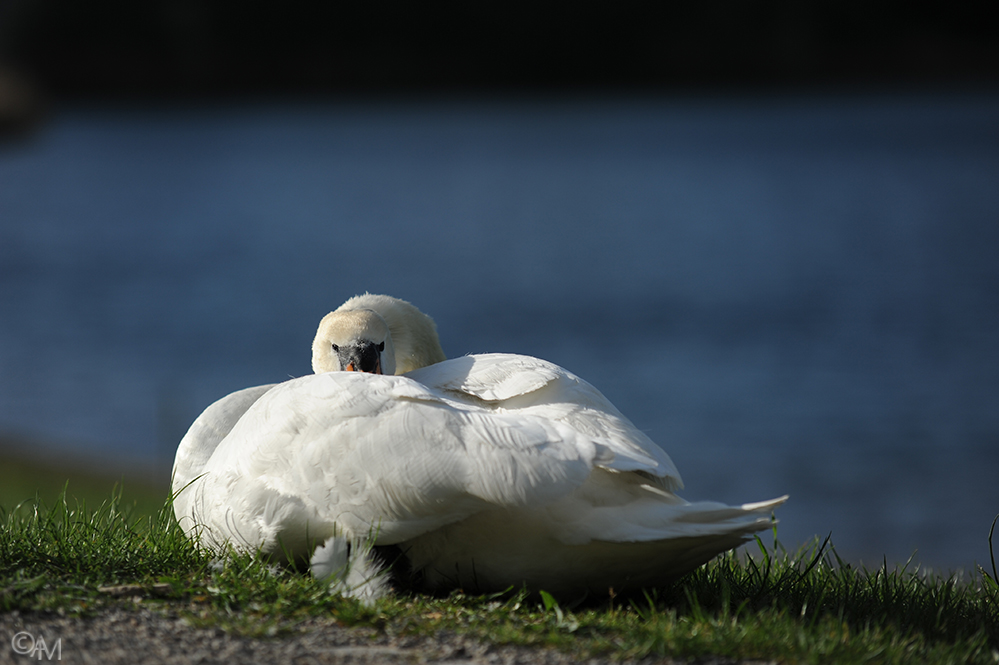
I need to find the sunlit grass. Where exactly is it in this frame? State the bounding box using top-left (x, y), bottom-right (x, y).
top-left (1, 488), bottom-right (997, 664)
top-left (0, 488), bottom-right (195, 611)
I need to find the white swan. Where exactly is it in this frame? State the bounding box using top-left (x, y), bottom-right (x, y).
top-left (172, 294), bottom-right (786, 597)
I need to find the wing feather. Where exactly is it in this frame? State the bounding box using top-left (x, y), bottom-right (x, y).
top-left (177, 355), bottom-right (686, 557)
top-left (187, 371), bottom-right (600, 550)
top-left (409, 354), bottom-right (683, 489)
top-left (171, 384), bottom-right (276, 494)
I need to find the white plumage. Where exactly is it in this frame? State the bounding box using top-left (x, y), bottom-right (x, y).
top-left (173, 294), bottom-right (786, 597)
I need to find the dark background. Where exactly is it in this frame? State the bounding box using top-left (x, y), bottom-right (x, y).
top-left (1, 0), bottom-right (998, 100)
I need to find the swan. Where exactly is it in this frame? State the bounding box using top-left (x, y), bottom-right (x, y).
top-left (172, 294), bottom-right (786, 598)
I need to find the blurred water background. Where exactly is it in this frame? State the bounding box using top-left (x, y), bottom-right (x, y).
top-left (1, 93), bottom-right (997, 575)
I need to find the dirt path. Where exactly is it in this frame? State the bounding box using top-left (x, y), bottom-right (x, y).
top-left (1, 605), bottom-right (776, 665)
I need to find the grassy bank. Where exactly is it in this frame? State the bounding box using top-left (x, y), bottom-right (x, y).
top-left (2, 488), bottom-right (997, 664)
top-left (0, 443), bottom-right (168, 515)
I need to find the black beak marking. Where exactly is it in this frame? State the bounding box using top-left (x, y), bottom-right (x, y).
top-left (335, 340), bottom-right (384, 374)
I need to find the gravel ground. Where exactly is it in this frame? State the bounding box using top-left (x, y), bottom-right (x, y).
top-left (1, 605), bottom-right (777, 665)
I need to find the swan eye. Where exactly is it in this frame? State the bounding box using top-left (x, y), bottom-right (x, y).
top-left (331, 343), bottom-right (339, 352)
top-left (377, 342), bottom-right (385, 352)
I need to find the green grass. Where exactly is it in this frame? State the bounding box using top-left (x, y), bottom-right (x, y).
top-left (1, 487), bottom-right (997, 664)
top-left (0, 445), bottom-right (168, 515)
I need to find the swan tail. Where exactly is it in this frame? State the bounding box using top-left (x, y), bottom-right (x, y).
top-left (581, 494), bottom-right (788, 543)
top-left (549, 494), bottom-right (788, 593)
top-left (406, 495), bottom-right (787, 595)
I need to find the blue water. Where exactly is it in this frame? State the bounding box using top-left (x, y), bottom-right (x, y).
top-left (1, 94), bottom-right (998, 575)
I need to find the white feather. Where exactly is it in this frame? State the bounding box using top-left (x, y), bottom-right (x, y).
top-left (172, 295), bottom-right (787, 596)
top-left (310, 534), bottom-right (390, 605)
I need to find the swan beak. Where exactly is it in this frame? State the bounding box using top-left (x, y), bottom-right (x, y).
top-left (345, 359), bottom-right (381, 374)
top-left (336, 340), bottom-right (384, 374)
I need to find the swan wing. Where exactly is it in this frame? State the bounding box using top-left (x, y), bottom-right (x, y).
top-left (172, 355), bottom-right (786, 594)
top-left (407, 354), bottom-right (683, 490)
top-left (171, 383), bottom-right (277, 495)
top-left (180, 370), bottom-right (614, 552)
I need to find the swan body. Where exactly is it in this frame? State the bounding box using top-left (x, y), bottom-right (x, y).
top-left (173, 295), bottom-right (786, 596)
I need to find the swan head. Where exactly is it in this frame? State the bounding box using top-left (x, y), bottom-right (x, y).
top-left (311, 294), bottom-right (447, 375)
top-left (312, 308), bottom-right (397, 375)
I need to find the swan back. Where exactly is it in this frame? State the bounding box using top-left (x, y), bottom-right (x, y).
top-left (312, 294), bottom-right (446, 375)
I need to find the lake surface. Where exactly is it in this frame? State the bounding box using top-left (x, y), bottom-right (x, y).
top-left (1, 93), bottom-right (997, 575)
